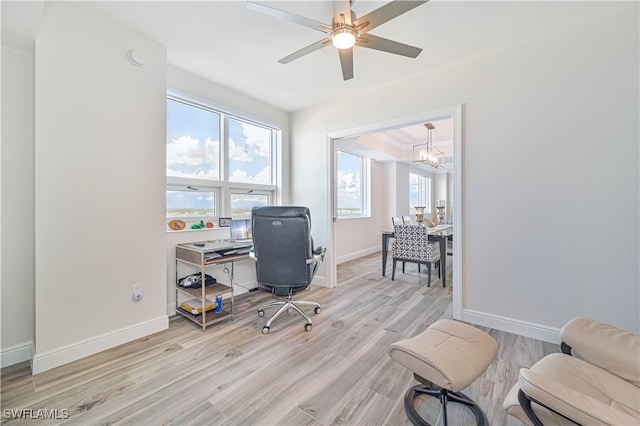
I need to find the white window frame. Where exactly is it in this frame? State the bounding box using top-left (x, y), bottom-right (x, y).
top-left (229, 189), bottom-right (272, 218)
top-left (166, 184), bottom-right (221, 221)
top-left (336, 150), bottom-right (371, 219)
top-left (166, 94), bottom-right (279, 224)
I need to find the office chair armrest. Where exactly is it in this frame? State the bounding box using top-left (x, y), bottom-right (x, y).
top-left (314, 246), bottom-right (326, 261)
top-left (306, 247), bottom-right (326, 264)
top-left (560, 317), bottom-right (640, 385)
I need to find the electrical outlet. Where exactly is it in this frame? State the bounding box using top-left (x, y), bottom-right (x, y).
top-left (132, 283), bottom-right (143, 302)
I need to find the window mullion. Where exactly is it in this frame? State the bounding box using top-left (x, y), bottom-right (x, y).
top-left (221, 112), bottom-right (230, 217)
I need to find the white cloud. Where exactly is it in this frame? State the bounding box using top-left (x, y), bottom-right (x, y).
top-left (229, 166), bottom-right (270, 184)
top-left (229, 122), bottom-right (270, 162)
top-left (228, 139), bottom-right (252, 162)
top-left (167, 135), bottom-right (219, 167)
top-left (241, 123), bottom-right (270, 158)
top-left (337, 170), bottom-right (361, 193)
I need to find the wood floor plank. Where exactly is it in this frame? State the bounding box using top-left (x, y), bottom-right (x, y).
top-left (1, 252), bottom-right (557, 426)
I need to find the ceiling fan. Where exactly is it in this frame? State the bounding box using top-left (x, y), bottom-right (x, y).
top-left (246, 0), bottom-right (429, 80)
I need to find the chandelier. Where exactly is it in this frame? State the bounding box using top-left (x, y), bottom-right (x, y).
top-left (413, 123), bottom-right (444, 169)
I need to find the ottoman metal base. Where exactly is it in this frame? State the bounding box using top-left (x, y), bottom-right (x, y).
top-left (388, 320), bottom-right (498, 426)
top-left (404, 375), bottom-right (489, 426)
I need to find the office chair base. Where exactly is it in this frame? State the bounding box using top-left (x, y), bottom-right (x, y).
top-left (258, 299), bottom-right (320, 334)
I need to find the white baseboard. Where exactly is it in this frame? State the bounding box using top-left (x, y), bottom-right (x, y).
top-left (32, 315), bottom-right (168, 374)
top-left (167, 303), bottom-right (177, 317)
top-left (463, 309), bottom-right (561, 344)
top-left (336, 246), bottom-right (379, 265)
top-left (311, 275), bottom-right (327, 288)
top-left (1, 341), bottom-right (33, 368)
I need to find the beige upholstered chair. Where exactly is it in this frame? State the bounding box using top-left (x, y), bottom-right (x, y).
top-left (391, 224), bottom-right (440, 286)
top-left (504, 317), bottom-right (640, 425)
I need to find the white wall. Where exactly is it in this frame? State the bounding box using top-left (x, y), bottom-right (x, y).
top-left (1, 47), bottom-right (35, 367)
top-left (32, 2), bottom-right (168, 373)
top-left (291, 8), bottom-right (639, 337)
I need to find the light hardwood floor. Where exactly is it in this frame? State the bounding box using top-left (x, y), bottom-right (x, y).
top-left (1, 253), bottom-right (558, 425)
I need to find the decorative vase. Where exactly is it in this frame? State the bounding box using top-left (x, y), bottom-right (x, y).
top-left (415, 206), bottom-right (426, 223)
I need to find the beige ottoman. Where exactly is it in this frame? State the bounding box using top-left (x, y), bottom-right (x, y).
top-left (388, 319), bottom-right (498, 426)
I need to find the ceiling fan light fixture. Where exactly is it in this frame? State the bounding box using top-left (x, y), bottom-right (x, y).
top-left (331, 28), bottom-right (356, 49)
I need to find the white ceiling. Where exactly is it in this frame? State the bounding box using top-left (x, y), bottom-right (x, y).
top-left (336, 116), bottom-right (453, 171)
top-left (4, 0), bottom-right (631, 113)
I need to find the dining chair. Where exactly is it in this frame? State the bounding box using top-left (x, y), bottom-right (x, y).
top-left (391, 224), bottom-right (441, 286)
top-left (392, 216), bottom-right (403, 226)
top-left (402, 215), bottom-right (413, 224)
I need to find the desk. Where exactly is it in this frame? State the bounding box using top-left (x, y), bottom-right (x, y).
top-left (175, 240), bottom-right (253, 331)
top-left (382, 226), bottom-right (453, 287)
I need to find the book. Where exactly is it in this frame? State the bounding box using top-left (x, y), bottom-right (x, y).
top-left (180, 298), bottom-right (215, 315)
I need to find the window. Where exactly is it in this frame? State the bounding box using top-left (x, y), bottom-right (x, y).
top-left (409, 172), bottom-right (432, 214)
top-left (337, 150), bottom-right (370, 217)
top-left (166, 96), bottom-right (278, 224)
top-left (167, 98), bottom-right (220, 180)
top-left (167, 187), bottom-right (217, 217)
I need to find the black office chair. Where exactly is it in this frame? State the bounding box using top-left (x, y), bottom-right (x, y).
top-left (251, 206), bottom-right (326, 334)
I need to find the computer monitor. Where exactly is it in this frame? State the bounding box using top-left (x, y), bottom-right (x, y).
top-left (230, 218), bottom-right (252, 242)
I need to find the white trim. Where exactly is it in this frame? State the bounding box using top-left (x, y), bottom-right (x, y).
top-left (167, 303), bottom-right (177, 317)
top-left (336, 246), bottom-right (379, 265)
top-left (0, 341), bottom-right (33, 368)
top-left (451, 104), bottom-right (463, 320)
top-left (32, 316), bottom-right (168, 374)
top-left (463, 309), bottom-right (561, 344)
top-left (326, 135), bottom-right (337, 288)
top-left (311, 274), bottom-right (328, 288)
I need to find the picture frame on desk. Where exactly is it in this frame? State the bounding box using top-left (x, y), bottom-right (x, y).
top-left (219, 217), bottom-right (231, 227)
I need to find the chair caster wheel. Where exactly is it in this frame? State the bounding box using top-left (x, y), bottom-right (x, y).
top-left (258, 310), bottom-right (264, 318)
top-left (305, 323), bottom-right (312, 332)
top-left (314, 306), bottom-right (321, 314)
top-left (262, 326), bottom-right (270, 334)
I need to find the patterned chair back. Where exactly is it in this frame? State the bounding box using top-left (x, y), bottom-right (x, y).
top-left (392, 224), bottom-right (440, 263)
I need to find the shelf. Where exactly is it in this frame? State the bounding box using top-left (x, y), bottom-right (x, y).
top-left (176, 307), bottom-right (232, 327)
top-left (205, 253), bottom-right (252, 264)
top-left (176, 282), bottom-right (231, 299)
top-left (176, 240), bottom-right (251, 331)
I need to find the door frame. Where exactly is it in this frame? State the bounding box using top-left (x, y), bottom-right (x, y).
top-left (327, 104), bottom-right (463, 320)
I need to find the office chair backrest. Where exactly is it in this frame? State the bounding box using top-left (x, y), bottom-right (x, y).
top-left (251, 206), bottom-right (315, 295)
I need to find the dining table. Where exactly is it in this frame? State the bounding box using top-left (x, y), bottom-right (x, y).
top-left (381, 224), bottom-right (453, 287)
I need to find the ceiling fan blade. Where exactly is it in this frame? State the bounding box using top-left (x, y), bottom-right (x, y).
top-left (356, 33), bottom-right (422, 58)
top-left (354, 0), bottom-right (428, 33)
top-left (338, 48), bottom-right (354, 80)
top-left (332, 0), bottom-right (353, 25)
top-left (278, 39), bottom-right (332, 64)
top-left (247, 1), bottom-right (331, 33)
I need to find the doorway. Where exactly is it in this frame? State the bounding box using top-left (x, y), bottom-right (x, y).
top-left (327, 104), bottom-right (463, 320)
